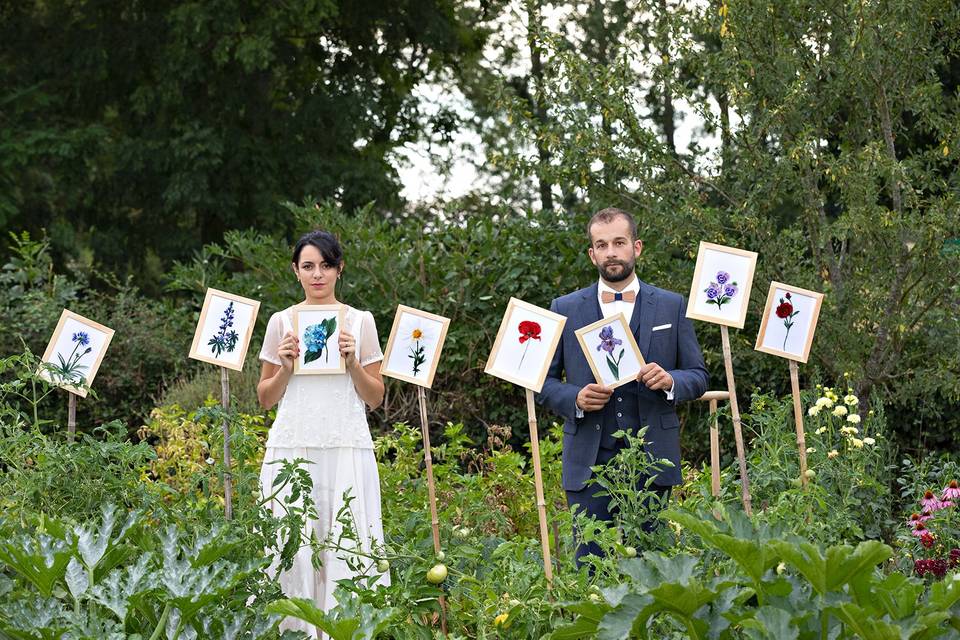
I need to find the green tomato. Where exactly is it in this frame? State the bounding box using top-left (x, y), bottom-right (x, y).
top-left (435, 551), bottom-right (446, 562)
top-left (624, 546), bottom-right (637, 558)
top-left (804, 469), bottom-right (817, 480)
top-left (376, 559), bottom-right (390, 573)
top-left (426, 563), bottom-right (448, 584)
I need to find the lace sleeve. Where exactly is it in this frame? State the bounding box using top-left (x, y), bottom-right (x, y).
top-left (358, 311), bottom-right (384, 367)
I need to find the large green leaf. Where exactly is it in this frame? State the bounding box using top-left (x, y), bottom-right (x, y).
top-left (770, 540), bottom-right (891, 596)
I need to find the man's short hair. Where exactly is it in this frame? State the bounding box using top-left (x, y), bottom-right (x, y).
top-left (587, 207), bottom-right (637, 243)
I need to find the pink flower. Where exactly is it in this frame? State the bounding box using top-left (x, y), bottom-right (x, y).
top-left (909, 512), bottom-right (932, 529)
top-left (921, 490), bottom-right (950, 513)
top-left (943, 480), bottom-right (960, 500)
top-left (912, 521), bottom-right (931, 537)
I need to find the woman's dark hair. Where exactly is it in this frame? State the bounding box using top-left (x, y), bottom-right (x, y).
top-left (292, 230), bottom-right (343, 268)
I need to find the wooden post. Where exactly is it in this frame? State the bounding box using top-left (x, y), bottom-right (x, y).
top-left (788, 360), bottom-right (808, 487)
top-left (67, 393), bottom-right (77, 442)
top-left (698, 391), bottom-right (729, 498)
top-left (220, 367), bottom-right (234, 520)
top-left (719, 325), bottom-right (752, 516)
top-left (416, 386), bottom-right (447, 636)
top-left (525, 389), bottom-right (554, 588)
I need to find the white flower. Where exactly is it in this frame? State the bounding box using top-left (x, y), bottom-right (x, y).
top-left (847, 414), bottom-right (861, 424)
top-left (806, 447), bottom-right (816, 453)
top-left (851, 438), bottom-right (864, 448)
top-left (808, 406), bottom-right (821, 417)
top-left (815, 426), bottom-right (827, 435)
top-left (863, 437), bottom-right (876, 446)
top-left (816, 397), bottom-right (835, 409)
top-left (205, 457), bottom-right (215, 465)
top-left (832, 405), bottom-right (848, 417)
top-left (828, 449), bottom-right (839, 459)
top-left (844, 394), bottom-right (859, 406)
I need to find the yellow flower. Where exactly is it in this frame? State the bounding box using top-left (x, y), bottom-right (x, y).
top-left (851, 438), bottom-right (864, 448)
top-left (847, 414), bottom-right (861, 424)
top-left (815, 426), bottom-right (826, 435)
top-left (411, 328), bottom-right (423, 340)
top-left (828, 449), bottom-right (839, 459)
top-left (808, 405), bottom-right (821, 417)
top-left (494, 613), bottom-right (509, 627)
top-left (832, 406), bottom-right (848, 417)
top-left (816, 397), bottom-right (834, 409)
top-left (806, 447), bottom-right (816, 453)
top-left (844, 394), bottom-right (859, 406)
top-left (863, 437), bottom-right (876, 445)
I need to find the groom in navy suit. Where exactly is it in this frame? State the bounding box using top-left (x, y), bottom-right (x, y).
top-left (537, 207), bottom-right (708, 564)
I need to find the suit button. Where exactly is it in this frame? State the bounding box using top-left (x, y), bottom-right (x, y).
top-left (617, 412), bottom-right (623, 418)
top-left (595, 424), bottom-right (601, 431)
top-left (617, 397), bottom-right (622, 402)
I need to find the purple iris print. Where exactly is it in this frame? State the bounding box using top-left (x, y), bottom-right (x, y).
top-left (596, 324), bottom-right (625, 379)
top-left (705, 270), bottom-right (739, 312)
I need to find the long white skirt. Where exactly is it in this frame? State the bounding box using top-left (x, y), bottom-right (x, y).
top-left (260, 446), bottom-right (390, 638)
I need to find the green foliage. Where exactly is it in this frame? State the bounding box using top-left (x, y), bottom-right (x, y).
top-left (554, 506), bottom-right (960, 639)
top-left (0, 0), bottom-right (491, 287)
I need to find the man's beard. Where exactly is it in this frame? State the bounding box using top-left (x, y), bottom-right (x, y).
top-left (598, 258), bottom-right (635, 283)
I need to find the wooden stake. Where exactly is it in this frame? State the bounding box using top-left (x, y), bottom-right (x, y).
top-left (709, 398), bottom-right (720, 496)
top-left (220, 367), bottom-right (234, 520)
top-left (788, 360), bottom-right (808, 487)
top-left (719, 325), bottom-right (752, 516)
top-left (416, 386), bottom-right (447, 636)
top-left (67, 393), bottom-right (77, 442)
top-left (525, 389), bottom-right (554, 588)
top-left (698, 391), bottom-right (729, 498)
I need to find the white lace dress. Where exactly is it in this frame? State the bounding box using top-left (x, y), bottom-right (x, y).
top-left (258, 305), bottom-right (389, 637)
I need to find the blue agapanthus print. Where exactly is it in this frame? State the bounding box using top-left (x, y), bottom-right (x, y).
top-left (304, 316), bottom-right (337, 364)
top-left (50, 330), bottom-right (93, 384)
top-left (208, 301), bottom-right (240, 357)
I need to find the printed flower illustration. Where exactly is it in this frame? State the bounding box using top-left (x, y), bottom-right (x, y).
top-left (517, 320), bottom-right (542, 370)
top-left (596, 324), bottom-right (625, 380)
top-left (303, 317), bottom-right (337, 364)
top-left (50, 330), bottom-right (94, 384)
top-left (409, 327), bottom-right (426, 375)
top-left (704, 270), bottom-right (738, 311)
top-left (775, 292), bottom-right (800, 349)
top-left (208, 301), bottom-right (240, 357)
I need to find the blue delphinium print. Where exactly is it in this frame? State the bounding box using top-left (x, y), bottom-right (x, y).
top-left (596, 324), bottom-right (625, 380)
top-left (704, 270), bottom-right (738, 312)
top-left (304, 316), bottom-right (338, 364)
top-left (51, 331), bottom-right (93, 384)
top-left (208, 301), bottom-right (240, 357)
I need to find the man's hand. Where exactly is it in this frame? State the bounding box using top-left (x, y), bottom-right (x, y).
top-left (576, 383), bottom-right (613, 412)
top-left (637, 363), bottom-right (673, 391)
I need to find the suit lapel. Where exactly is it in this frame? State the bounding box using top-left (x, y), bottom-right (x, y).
top-left (634, 281), bottom-right (658, 360)
top-left (579, 283), bottom-right (602, 327)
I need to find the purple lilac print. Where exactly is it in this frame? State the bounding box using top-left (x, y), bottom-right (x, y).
top-left (704, 270), bottom-right (738, 312)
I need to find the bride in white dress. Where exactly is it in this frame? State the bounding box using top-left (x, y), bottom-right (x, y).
top-left (257, 230), bottom-right (389, 637)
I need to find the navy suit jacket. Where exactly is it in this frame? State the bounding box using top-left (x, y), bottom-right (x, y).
top-left (536, 280), bottom-right (708, 491)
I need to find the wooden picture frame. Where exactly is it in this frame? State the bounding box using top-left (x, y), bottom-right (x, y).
top-left (754, 281), bottom-right (824, 363)
top-left (574, 313), bottom-right (647, 389)
top-left (381, 305), bottom-right (451, 388)
top-left (292, 304), bottom-right (345, 375)
top-left (188, 288), bottom-right (261, 371)
top-left (484, 298), bottom-right (566, 393)
top-left (39, 309), bottom-right (115, 398)
top-left (685, 241), bottom-right (759, 329)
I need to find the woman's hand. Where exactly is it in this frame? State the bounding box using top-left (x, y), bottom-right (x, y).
top-left (339, 329), bottom-right (359, 370)
top-left (278, 331), bottom-right (299, 372)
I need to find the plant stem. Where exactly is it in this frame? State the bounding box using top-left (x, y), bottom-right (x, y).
top-left (148, 603), bottom-right (172, 640)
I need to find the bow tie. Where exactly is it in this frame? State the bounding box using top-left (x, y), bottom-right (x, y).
top-left (600, 290), bottom-right (636, 304)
